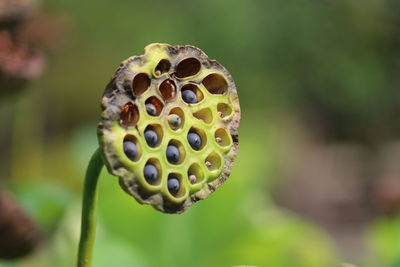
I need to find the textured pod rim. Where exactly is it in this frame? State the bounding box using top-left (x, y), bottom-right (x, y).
top-left (98, 43), bottom-right (240, 213)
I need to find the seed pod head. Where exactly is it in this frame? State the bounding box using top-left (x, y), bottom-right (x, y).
top-left (0, 0), bottom-right (45, 96)
top-left (0, 30), bottom-right (45, 95)
top-left (0, 188), bottom-right (42, 259)
top-left (0, 0), bottom-right (38, 24)
top-left (98, 43), bottom-right (240, 213)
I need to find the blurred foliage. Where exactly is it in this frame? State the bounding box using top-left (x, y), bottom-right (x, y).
top-left (1, 0), bottom-right (400, 266)
top-left (366, 216), bottom-right (400, 267)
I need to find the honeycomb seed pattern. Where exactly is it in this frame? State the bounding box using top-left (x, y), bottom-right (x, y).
top-left (98, 43), bottom-right (240, 213)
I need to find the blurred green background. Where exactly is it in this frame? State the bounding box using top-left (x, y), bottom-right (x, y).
top-left (1, 0), bottom-right (400, 266)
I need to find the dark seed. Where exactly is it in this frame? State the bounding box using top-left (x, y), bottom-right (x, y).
top-left (143, 164), bottom-right (158, 183)
top-left (166, 145), bottom-right (180, 163)
top-left (168, 177), bottom-right (180, 195)
top-left (144, 129), bottom-right (158, 147)
top-left (123, 140), bottom-right (138, 160)
top-left (182, 90), bottom-right (198, 104)
top-left (188, 132), bottom-right (201, 150)
top-left (146, 103), bottom-right (157, 116)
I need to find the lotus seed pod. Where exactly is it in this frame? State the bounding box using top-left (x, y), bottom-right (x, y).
top-left (0, 0), bottom-right (45, 96)
top-left (0, 188), bottom-right (42, 259)
top-left (0, 0), bottom-right (38, 23)
top-left (98, 43), bottom-right (240, 213)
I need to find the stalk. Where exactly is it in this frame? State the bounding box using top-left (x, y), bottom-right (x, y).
top-left (77, 148), bottom-right (104, 267)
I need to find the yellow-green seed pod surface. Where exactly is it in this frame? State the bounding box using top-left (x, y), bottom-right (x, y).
top-left (98, 43), bottom-right (240, 213)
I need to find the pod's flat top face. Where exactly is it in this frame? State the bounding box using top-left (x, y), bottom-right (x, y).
top-left (98, 43), bottom-right (240, 213)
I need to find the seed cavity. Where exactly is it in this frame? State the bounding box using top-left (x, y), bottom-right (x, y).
top-left (166, 140), bottom-right (185, 164)
top-left (145, 96), bottom-right (164, 116)
top-left (205, 152), bottom-right (222, 171)
top-left (168, 107), bottom-right (184, 130)
top-left (166, 145), bottom-right (179, 164)
top-left (144, 124), bottom-right (163, 148)
top-left (168, 114), bottom-right (181, 128)
top-left (188, 127), bottom-right (206, 151)
top-left (175, 58), bottom-right (201, 78)
top-left (145, 103), bottom-right (156, 116)
top-left (188, 163), bottom-right (204, 184)
top-left (132, 73), bottom-right (151, 96)
top-left (143, 159), bottom-right (161, 185)
top-left (120, 102), bottom-right (139, 127)
top-left (182, 89), bottom-right (197, 104)
top-left (187, 132), bottom-right (201, 151)
top-left (167, 173), bottom-right (184, 197)
top-left (181, 84), bottom-right (203, 104)
top-left (123, 135), bottom-right (141, 161)
top-left (154, 59), bottom-right (171, 76)
top-left (144, 129), bottom-right (157, 147)
top-left (193, 108), bottom-right (213, 124)
top-left (168, 176), bottom-right (180, 195)
top-left (214, 128), bottom-right (232, 147)
top-left (159, 79), bottom-right (176, 101)
top-left (202, 73), bottom-right (228, 94)
top-left (217, 103), bottom-right (233, 118)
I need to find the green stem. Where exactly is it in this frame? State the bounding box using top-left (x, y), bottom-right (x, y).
top-left (77, 148), bottom-right (104, 267)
